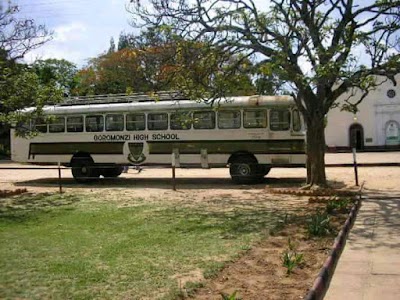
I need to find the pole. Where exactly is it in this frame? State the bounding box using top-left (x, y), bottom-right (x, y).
top-left (352, 148), bottom-right (359, 186)
top-left (58, 161), bottom-right (63, 194)
top-left (171, 153), bottom-right (176, 191)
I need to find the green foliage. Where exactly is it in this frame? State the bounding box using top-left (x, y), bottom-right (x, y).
top-left (0, 192), bottom-right (286, 299)
top-left (326, 198), bottom-right (351, 214)
top-left (181, 281), bottom-right (205, 298)
top-left (221, 291), bottom-right (241, 300)
top-left (307, 211), bottom-right (332, 237)
top-left (74, 33), bottom-right (256, 97)
top-left (108, 37), bottom-right (116, 53)
top-left (0, 58), bottom-right (63, 135)
top-left (281, 238), bottom-right (304, 275)
top-left (0, 1), bottom-right (59, 137)
top-left (32, 58), bottom-right (78, 95)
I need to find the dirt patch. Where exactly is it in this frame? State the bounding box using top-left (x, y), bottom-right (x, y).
top-left (192, 212), bottom-right (348, 300)
top-left (0, 188), bottom-right (27, 198)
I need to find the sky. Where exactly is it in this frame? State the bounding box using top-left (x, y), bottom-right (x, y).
top-left (14, 0), bottom-right (137, 66)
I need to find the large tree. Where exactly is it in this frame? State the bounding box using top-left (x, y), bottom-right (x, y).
top-left (0, 1), bottom-right (62, 139)
top-left (129, 0), bottom-right (400, 187)
top-left (0, 1), bottom-right (51, 60)
top-left (74, 27), bottom-right (256, 96)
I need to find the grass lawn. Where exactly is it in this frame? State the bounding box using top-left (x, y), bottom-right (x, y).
top-left (0, 192), bottom-right (286, 299)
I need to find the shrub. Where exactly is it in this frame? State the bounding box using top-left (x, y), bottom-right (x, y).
top-left (220, 291), bottom-right (241, 300)
top-left (326, 198), bottom-right (351, 214)
top-left (281, 238), bottom-right (304, 275)
top-left (307, 211), bottom-right (331, 236)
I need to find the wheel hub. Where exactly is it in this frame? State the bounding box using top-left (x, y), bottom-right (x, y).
top-left (237, 163), bottom-right (251, 176)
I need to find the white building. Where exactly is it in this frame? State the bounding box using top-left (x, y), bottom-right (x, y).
top-left (325, 74), bottom-right (400, 151)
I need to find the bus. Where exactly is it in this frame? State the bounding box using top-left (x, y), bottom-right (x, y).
top-left (11, 93), bottom-right (306, 183)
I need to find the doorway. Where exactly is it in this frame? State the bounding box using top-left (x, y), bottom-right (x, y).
top-left (349, 123), bottom-right (364, 150)
top-left (385, 121), bottom-right (399, 145)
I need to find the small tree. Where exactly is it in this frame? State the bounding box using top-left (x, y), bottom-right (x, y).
top-left (129, 0), bottom-right (400, 187)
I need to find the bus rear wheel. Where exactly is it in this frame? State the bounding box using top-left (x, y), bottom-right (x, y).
top-left (101, 166), bottom-right (124, 178)
top-left (230, 156), bottom-right (263, 184)
top-left (71, 157), bottom-right (99, 183)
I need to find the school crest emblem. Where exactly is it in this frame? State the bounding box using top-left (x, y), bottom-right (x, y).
top-left (128, 142), bottom-right (146, 164)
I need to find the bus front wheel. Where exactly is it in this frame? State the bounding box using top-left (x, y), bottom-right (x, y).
top-left (230, 156), bottom-right (262, 184)
top-left (71, 157), bottom-right (99, 183)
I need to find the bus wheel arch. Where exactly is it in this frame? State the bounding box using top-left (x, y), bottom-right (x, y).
top-left (70, 152), bottom-right (99, 182)
top-left (228, 152), bottom-right (262, 184)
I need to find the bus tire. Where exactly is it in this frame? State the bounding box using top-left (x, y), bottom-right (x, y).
top-left (71, 156), bottom-right (99, 183)
top-left (230, 156), bottom-right (261, 184)
top-left (261, 165), bottom-right (271, 176)
top-left (101, 166), bottom-right (123, 178)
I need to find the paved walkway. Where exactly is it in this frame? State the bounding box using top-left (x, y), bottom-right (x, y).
top-left (325, 191), bottom-right (400, 300)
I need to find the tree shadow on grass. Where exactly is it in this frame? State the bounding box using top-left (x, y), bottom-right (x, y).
top-left (0, 193), bottom-right (80, 223)
top-left (14, 176), bottom-right (308, 190)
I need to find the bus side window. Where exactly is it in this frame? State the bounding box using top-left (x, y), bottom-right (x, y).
top-left (244, 110), bottom-right (267, 128)
top-left (218, 111), bottom-right (241, 129)
top-left (270, 109), bottom-right (291, 131)
top-left (34, 118), bottom-right (48, 133)
top-left (292, 109), bottom-right (302, 132)
top-left (106, 114), bottom-right (124, 131)
top-left (67, 116), bottom-right (83, 132)
top-left (193, 111), bottom-right (215, 129)
top-left (49, 116), bottom-right (65, 133)
top-left (170, 112), bottom-right (192, 130)
top-left (148, 113), bottom-right (168, 130)
top-left (126, 113), bottom-right (145, 131)
top-left (86, 115), bottom-right (104, 132)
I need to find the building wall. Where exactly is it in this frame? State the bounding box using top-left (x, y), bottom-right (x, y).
top-left (325, 74), bottom-right (400, 151)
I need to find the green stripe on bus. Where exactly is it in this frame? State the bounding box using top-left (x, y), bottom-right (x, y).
top-left (29, 142), bottom-right (124, 157)
top-left (148, 139), bottom-right (305, 154)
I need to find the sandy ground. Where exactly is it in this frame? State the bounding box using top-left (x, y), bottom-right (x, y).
top-left (1, 152), bottom-right (400, 194)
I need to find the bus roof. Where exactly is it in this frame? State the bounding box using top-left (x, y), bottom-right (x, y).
top-left (40, 95), bottom-right (295, 115)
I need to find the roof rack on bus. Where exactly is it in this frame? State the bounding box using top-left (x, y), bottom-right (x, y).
top-left (60, 91), bottom-right (189, 106)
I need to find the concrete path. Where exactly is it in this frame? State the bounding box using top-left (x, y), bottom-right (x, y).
top-left (325, 190), bottom-right (400, 300)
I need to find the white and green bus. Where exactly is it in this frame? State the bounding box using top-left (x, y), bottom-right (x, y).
top-left (11, 93), bottom-right (306, 183)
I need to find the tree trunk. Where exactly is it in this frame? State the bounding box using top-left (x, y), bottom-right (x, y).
top-left (305, 115), bottom-right (327, 187)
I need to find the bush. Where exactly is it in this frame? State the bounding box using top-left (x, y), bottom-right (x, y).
top-left (281, 238), bottom-right (304, 275)
top-left (307, 211), bottom-right (331, 236)
top-left (326, 198), bottom-right (351, 214)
